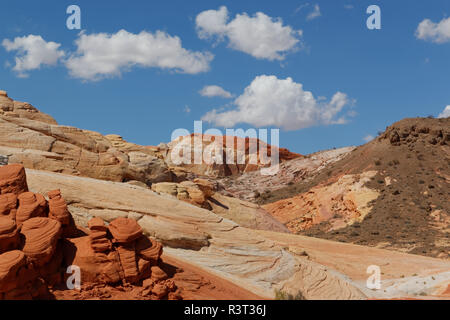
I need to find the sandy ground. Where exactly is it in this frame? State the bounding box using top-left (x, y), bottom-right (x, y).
top-left (255, 229), bottom-right (450, 298)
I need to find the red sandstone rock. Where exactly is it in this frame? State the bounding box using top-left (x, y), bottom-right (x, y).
top-left (108, 217), bottom-right (143, 243)
top-left (88, 217), bottom-right (108, 232)
top-left (16, 192), bottom-right (47, 226)
top-left (136, 236), bottom-right (162, 263)
top-left (0, 164), bottom-right (28, 195)
top-left (89, 230), bottom-right (112, 252)
top-left (0, 250), bottom-right (26, 293)
top-left (0, 193), bottom-right (17, 220)
top-left (0, 218), bottom-right (19, 254)
top-left (0, 164), bottom-right (179, 300)
top-left (116, 244), bottom-right (139, 283)
top-left (21, 217), bottom-right (61, 267)
top-left (47, 189), bottom-right (71, 226)
top-left (150, 266), bottom-right (168, 281)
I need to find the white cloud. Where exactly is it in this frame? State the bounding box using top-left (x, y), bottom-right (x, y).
top-left (2, 34), bottom-right (65, 77)
top-left (307, 4), bottom-right (322, 21)
top-left (202, 75), bottom-right (351, 131)
top-left (415, 17), bottom-right (450, 43)
top-left (363, 135), bottom-right (374, 142)
top-left (294, 3), bottom-right (310, 14)
top-left (199, 85), bottom-right (233, 98)
top-left (438, 105), bottom-right (450, 118)
top-left (65, 29), bottom-right (214, 81)
top-left (196, 6), bottom-right (302, 61)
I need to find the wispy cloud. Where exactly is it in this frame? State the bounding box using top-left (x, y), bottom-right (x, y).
top-left (306, 4), bottom-right (322, 21)
top-left (199, 85), bottom-right (233, 98)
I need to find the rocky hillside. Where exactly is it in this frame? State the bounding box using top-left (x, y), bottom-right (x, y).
top-left (0, 90), bottom-right (174, 185)
top-left (0, 91), bottom-right (301, 186)
top-left (260, 117), bottom-right (450, 258)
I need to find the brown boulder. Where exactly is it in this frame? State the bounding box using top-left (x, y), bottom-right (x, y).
top-left (0, 164), bottom-right (28, 195)
top-left (108, 217), bottom-right (142, 243)
top-left (16, 192), bottom-right (47, 226)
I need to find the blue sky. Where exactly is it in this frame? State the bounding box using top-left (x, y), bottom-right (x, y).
top-left (1, 0), bottom-right (449, 154)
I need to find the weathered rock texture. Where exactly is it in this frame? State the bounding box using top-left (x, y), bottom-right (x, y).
top-left (258, 117), bottom-right (450, 258)
top-left (151, 179), bottom-right (289, 232)
top-left (263, 171), bottom-right (380, 232)
top-left (27, 168), bottom-right (369, 300)
top-left (0, 91), bottom-right (173, 185)
top-left (162, 133), bottom-right (302, 178)
top-left (0, 164), bottom-right (180, 300)
top-left (219, 147), bottom-right (355, 202)
top-left (0, 91), bottom-right (302, 188)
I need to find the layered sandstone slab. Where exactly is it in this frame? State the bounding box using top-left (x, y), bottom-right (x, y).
top-left (151, 180), bottom-right (289, 232)
top-left (26, 168), bottom-right (367, 299)
top-left (0, 92), bottom-right (173, 185)
top-left (21, 217), bottom-right (62, 266)
top-left (16, 192), bottom-right (48, 226)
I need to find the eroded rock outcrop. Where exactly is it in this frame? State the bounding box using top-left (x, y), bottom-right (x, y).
top-left (164, 133), bottom-right (302, 177)
top-left (0, 164), bottom-right (180, 300)
top-left (0, 91), bottom-right (174, 185)
top-left (263, 171), bottom-right (380, 233)
top-left (0, 164), bottom-right (28, 195)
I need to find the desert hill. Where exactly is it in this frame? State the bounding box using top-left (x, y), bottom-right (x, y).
top-left (259, 117), bottom-right (449, 258)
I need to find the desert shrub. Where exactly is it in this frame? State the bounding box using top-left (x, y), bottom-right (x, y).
top-left (274, 289), bottom-right (306, 300)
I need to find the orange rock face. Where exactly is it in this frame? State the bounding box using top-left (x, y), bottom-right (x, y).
top-left (0, 193), bottom-right (17, 220)
top-left (108, 217), bottom-right (143, 243)
top-left (0, 164), bottom-right (28, 195)
top-left (16, 192), bottom-right (48, 226)
top-left (21, 217), bottom-right (62, 267)
top-left (0, 218), bottom-right (19, 254)
top-left (47, 189), bottom-right (71, 225)
top-left (0, 164), bottom-right (181, 300)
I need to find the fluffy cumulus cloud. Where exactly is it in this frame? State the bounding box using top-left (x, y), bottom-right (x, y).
top-left (438, 105), bottom-right (450, 118)
top-left (307, 4), bottom-right (322, 21)
top-left (202, 75), bottom-right (351, 131)
top-left (2, 35), bottom-right (65, 77)
top-left (196, 6), bottom-right (302, 60)
top-left (199, 85), bottom-right (233, 98)
top-left (65, 29), bottom-right (214, 80)
top-left (415, 17), bottom-right (450, 43)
